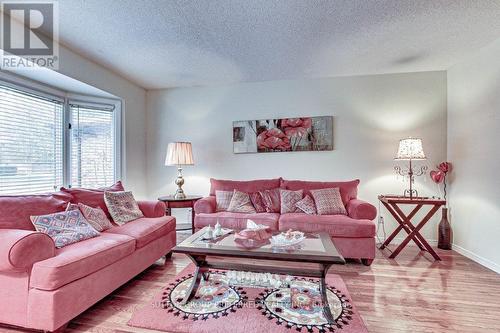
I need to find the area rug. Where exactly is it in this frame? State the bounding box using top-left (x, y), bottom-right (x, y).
top-left (128, 265), bottom-right (368, 333)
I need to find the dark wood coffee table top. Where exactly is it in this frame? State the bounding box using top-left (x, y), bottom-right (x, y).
top-left (173, 228), bottom-right (345, 265)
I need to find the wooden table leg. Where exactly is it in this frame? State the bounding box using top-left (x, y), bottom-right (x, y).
top-left (391, 203), bottom-right (431, 251)
top-left (319, 264), bottom-right (334, 324)
top-left (191, 205), bottom-right (195, 234)
top-left (180, 255), bottom-right (209, 305)
top-left (390, 205), bottom-right (442, 260)
top-left (380, 202), bottom-right (424, 250)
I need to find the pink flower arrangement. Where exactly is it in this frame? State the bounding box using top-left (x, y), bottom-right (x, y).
top-left (430, 161), bottom-right (452, 200)
top-left (257, 128), bottom-right (291, 151)
top-left (281, 118), bottom-right (312, 137)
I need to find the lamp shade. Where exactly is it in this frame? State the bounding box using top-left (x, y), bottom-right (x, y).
top-left (395, 138), bottom-right (426, 160)
top-left (165, 142), bottom-right (194, 166)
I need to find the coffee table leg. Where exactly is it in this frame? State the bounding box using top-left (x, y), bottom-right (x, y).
top-left (319, 264), bottom-right (334, 324)
top-left (180, 255), bottom-right (208, 305)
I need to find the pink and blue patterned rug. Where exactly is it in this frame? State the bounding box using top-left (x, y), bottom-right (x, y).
top-left (128, 265), bottom-right (368, 333)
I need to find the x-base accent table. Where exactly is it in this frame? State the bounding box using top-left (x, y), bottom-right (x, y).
top-left (157, 195), bottom-right (202, 233)
top-left (173, 228), bottom-right (345, 324)
top-left (378, 195), bottom-right (446, 260)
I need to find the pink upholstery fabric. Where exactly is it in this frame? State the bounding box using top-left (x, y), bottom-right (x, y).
top-left (30, 233), bottom-right (135, 291)
top-left (209, 178), bottom-right (282, 196)
top-left (137, 200), bottom-right (166, 218)
top-left (333, 237), bottom-right (376, 260)
top-left (295, 195), bottom-right (317, 214)
top-left (227, 190), bottom-right (257, 213)
top-left (0, 230), bottom-right (54, 272)
top-left (194, 196), bottom-right (216, 214)
top-left (249, 192), bottom-right (266, 213)
top-left (310, 187), bottom-right (347, 215)
top-left (60, 181), bottom-right (124, 219)
top-left (27, 232), bottom-right (176, 331)
top-left (195, 212), bottom-right (280, 231)
top-left (280, 179), bottom-right (360, 205)
top-left (106, 215), bottom-right (176, 249)
top-left (0, 271), bottom-right (30, 327)
top-left (280, 189), bottom-right (303, 214)
top-left (0, 192), bottom-right (72, 230)
top-left (347, 199), bottom-right (377, 220)
top-left (278, 213), bottom-right (376, 238)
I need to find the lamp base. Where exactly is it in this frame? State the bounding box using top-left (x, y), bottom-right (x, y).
top-left (173, 167), bottom-right (187, 199)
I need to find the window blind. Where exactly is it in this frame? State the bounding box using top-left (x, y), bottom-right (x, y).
top-left (70, 103), bottom-right (115, 188)
top-left (0, 84), bottom-right (64, 194)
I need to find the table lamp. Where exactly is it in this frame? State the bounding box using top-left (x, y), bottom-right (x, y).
top-left (165, 142), bottom-right (194, 199)
top-left (394, 137), bottom-right (428, 199)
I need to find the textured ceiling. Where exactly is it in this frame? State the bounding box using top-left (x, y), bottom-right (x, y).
top-left (56, 0), bottom-right (500, 89)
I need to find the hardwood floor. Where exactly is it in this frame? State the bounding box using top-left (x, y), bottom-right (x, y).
top-left (2, 232), bottom-right (499, 333)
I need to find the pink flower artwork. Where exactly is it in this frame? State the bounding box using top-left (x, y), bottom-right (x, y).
top-left (281, 118), bottom-right (312, 137)
top-left (257, 128), bottom-right (291, 151)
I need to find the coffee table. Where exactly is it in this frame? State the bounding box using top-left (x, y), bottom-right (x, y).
top-left (172, 228), bottom-right (345, 323)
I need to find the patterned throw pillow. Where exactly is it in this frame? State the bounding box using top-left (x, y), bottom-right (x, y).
top-left (78, 203), bottom-right (113, 232)
top-left (249, 192), bottom-right (266, 213)
top-left (280, 189), bottom-right (303, 214)
top-left (30, 210), bottom-right (99, 248)
top-left (296, 195), bottom-right (317, 215)
top-left (66, 202), bottom-right (80, 211)
top-left (227, 190), bottom-right (257, 213)
top-left (260, 188), bottom-right (281, 213)
top-left (215, 190), bottom-right (233, 212)
top-left (310, 187), bottom-right (347, 215)
top-left (104, 191), bottom-right (144, 225)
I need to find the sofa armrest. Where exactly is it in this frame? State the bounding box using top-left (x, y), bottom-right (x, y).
top-left (137, 200), bottom-right (166, 218)
top-left (346, 199), bottom-right (377, 220)
top-left (194, 196), bottom-right (216, 214)
top-left (0, 229), bottom-right (55, 272)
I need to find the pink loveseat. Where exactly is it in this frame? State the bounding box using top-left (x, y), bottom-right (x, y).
top-left (0, 184), bottom-right (176, 332)
top-left (194, 178), bottom-right (376, 265)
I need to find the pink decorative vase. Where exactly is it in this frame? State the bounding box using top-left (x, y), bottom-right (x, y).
top-left (437, 207), bottom-right (452, 250)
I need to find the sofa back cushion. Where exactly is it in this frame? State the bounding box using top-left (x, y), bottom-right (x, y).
top-left (0, 192), bottom-right (72, 230)
top-left (280, 179), bottom-right (360, 205)
top-left (60, 181), bottom-right (124, 219)
top-left (209, 178), bottom-right (282, 196)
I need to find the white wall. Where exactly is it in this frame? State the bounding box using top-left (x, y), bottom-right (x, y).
top-left (57, 45), bottom-right (148, 197)
top-left (447, 39), bottom-right (500, 273)
top-left (146, 71), bottom-right (448, 238)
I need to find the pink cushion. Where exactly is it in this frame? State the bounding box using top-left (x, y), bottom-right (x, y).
top-left (310, 187), bottom-right (347, 215)
top-left (0, 230), bottom-right (54, 272)
top-left (105, 216), bottom-right (176, 249)
top-left (137, 200), bottom-right (166, 218)
top-left (346, 199), bottom-right (377, 220)
top-left (215, 190), bottom-right (233, 212)
top-left (280, 179), bottom-right (359, 205)
top-left (30, 233), bottom-right (135, 290)
top-left (296, 195), bottom-right (317, 214)
top-left (194, 196), bottom-right (216, 214)
top-left (210, 178), bottom-right (282, 196)
top-left (227, 190), bottom-right (256, 213)
top-left (78, 203), bottom-right (113, 232)
top-left (195, 212), bottom-right (279, 231)
top-left (30, 210), bottom-right (100, 248)
top-left (260, 188), bottom-right (281, 213)
top-left (249, 192), bottom-right (266, 213)
top-left (60, 181), bottom-right (124, 219)
top-left (104, 191), bottom-right (143, 225)
top-left (280, 189), bottom-right (303, 214)
top-left (0, 192), bottom-right (72, 230)
top-left (279, 213), bottom-right (376, 238)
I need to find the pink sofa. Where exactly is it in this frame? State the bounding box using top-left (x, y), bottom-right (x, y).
top-left (0, 185), bottom-right (176, 332)
top-left (194, 178), bottom-right (376, 265)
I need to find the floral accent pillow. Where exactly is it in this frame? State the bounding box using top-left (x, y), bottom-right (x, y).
top-left (260, 188), bottom-right (281, 213)
top-left (310, 187), bottom-right (347, 215)
top-left (30, 210), bottom-right (99, 248)
top-left (227, 190), bottom-right (257, 214)
top-left (296, 195), bottom-right (317, 215)
top-left (104, 191), bottom-right (144, 225)
top-left (249, 192), bottom-right (266, 213)
top-left (215, 190), bottom-right (233, 212)
top-left (78, 203), bottom-right (114, 232)
top-left (280, 189), bottom-right (303, 214)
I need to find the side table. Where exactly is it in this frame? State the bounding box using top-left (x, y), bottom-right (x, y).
top-left (378, 195), bottom-right (445, 260)
top-left (158, 195), bottom-right (202, 233)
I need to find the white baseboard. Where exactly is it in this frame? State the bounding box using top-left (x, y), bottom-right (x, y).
top-left (378, 236), bottom-right (500, 274)
top-left (451, 244), bottom-right (500, 274)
